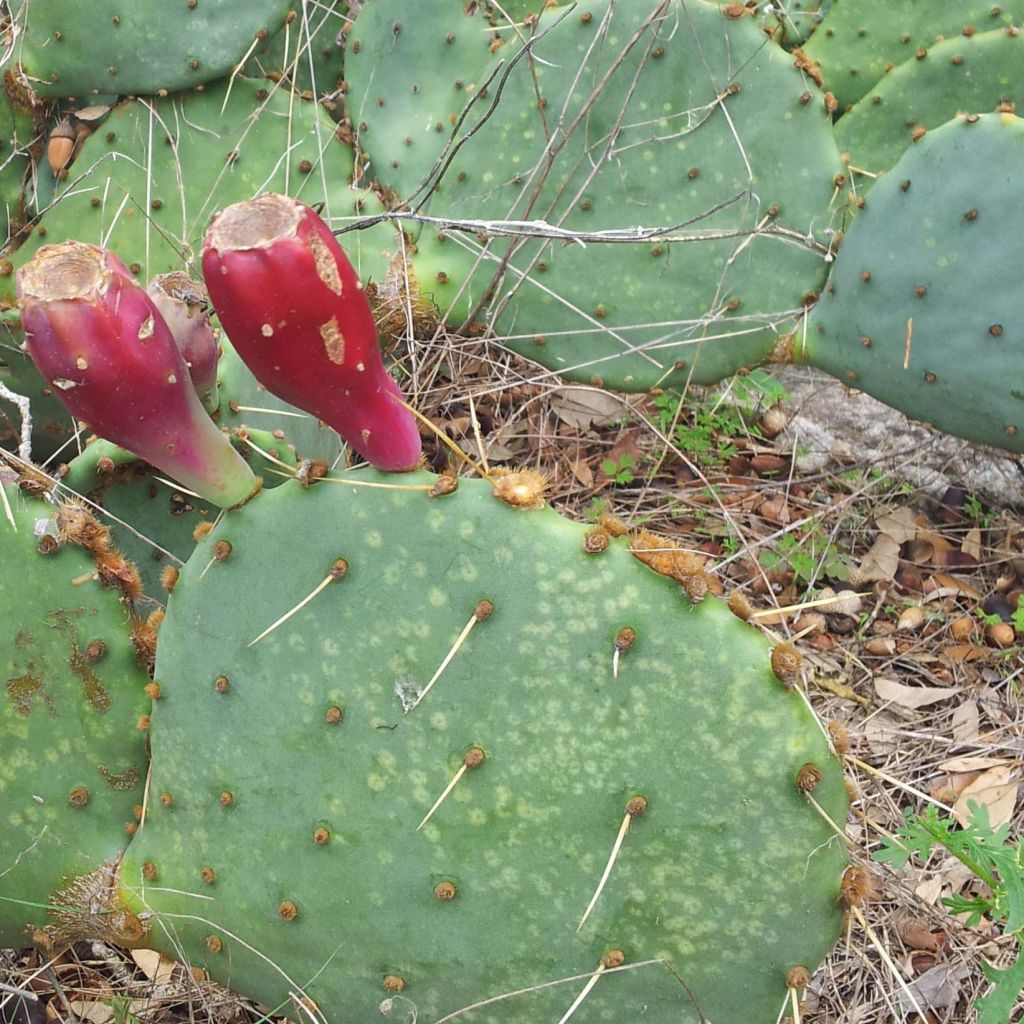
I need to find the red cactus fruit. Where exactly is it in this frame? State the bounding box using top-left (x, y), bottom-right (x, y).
top-left (201, 193), bottom-right (422, 472)
top-left (146, 272), bottom-right (220, 413)
top-left (17, 241), bottom-right (260, 508)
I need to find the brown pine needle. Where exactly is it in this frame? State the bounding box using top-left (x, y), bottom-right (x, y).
top-left (903, 317), bottom-right (913, 369)
top-left (577, 797), bottom-right (646, 932)
top-left (467, 392), bottom-right (490, 474)
top-left (417, 748), bottom-right (485, 831)
top-left (848, 756), bottom-right (954, 812)
top-left (850, 905), bottom-right (928, 1020)
top-left (391, 396), bottom-right (497, 484)
top-left (790, 985), bottom-right (801, 1024)
top-left (411, 601), bottom-right (493, 711)
top-left (248, 559), bottom-right (349, 647)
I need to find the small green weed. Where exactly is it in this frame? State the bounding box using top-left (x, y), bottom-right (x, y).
top-left (758, 525), bottom-right (851, 587)
top-left (875, 804), bottom-right (1024, 1024)
top-left (600, 451), bottom-right (637, 486)
top-left (653, 370), bottom-right (789, 470)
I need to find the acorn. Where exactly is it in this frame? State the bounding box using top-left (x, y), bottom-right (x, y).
top-left (47, 118), bottom-right (77, 175)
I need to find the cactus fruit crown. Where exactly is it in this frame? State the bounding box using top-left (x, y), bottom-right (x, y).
top-left (205, 192), bottom-right (301, 252)
top-left (17, 241), bottom-right (108, 300)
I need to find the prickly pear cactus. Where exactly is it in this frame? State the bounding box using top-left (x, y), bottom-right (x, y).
top-left (805, 111), bottom-right (1024, 451)
top-left (0, 482), bottom-right (150, 946)
top-left (804, 0), bottom-right (1024, 111)
top-left (100, 471), bottom-right (850, 1023)
top-left (9, 0), bottom-right (294, 98)
top-left (346, 0), bottom-right (846, 392)
top-left (836, 27), bottom-right (1024, 188)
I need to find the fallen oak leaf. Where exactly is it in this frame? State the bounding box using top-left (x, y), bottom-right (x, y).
top-left (874, 676), bottom-right (958, 709)
top-left (952, 765), bottom-right (1019, 829)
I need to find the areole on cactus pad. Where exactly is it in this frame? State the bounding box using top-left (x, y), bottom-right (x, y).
top-left (202, 193), bottom-right (423, 472)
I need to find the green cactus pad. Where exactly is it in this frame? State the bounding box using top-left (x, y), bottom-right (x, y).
top-left (0, 484), bottom-right (150, 946)
top-left (346, 0), bottom-right (845, 392)
top-left (804, 0), bottom-right (1024, 111)
top-left (113, 470), bottom-right (847, 1022)
top-left (805, 111), bottom-right (1024, 451)
top-left (11, 0), bottom-right (294, 99)
top-left (836, 28), bottom-right (1024, 189)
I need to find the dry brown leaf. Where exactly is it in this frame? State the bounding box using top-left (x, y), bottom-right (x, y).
top-left (952, 764), bottom-right (1019, 828)
top-left (914, 875), bottom-right (945, 906)
top-left (862, 711), bottom-right (902, 754)
top-left (130, 948), bottom-right (178, 986)
top-left (877, 507), bottom-right (918, 545)
top-left (899, 963), bottom-right (970, 1014)
top-left (569, 454), bottom-right (594, 488)
top-left (874, 676), bottom-right (957, 709)
top-left (758, 492), bottom-right (792, 525)
top-left (926, 573), bottom-right (983, 599)
top-left (938, 755), bottom-right (1007, 773)
top-left (595, 429), bottom-right (643, 485)
top-left (962, 526), bottom-right (982, 561)
top-left (858, 534), bottom-right (900, 581)
top-left (550, 387), bottom-right (622, 430)
top-left (67, 1003), bottom-right (115, 1024)
top-left (949, 701), bottom-right (980, 745)
top-left (898, 917), bottom-right (945, 952)
top-left (940, 644), bottom-right (989, 664)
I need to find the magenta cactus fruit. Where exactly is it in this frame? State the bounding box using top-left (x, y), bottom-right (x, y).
top-left (201, 193), bottom-right (422, 472)
top-left (17, 241), bottom-right (260, 508)
top-left (146, 272), bottom-right (220, 413)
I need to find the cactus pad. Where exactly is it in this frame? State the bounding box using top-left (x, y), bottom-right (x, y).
top-left (805, 111), bottom-right (1024, 451)
top-left (836, 27), bottom-right (1024, 188)
top-left (0, 484), bottom-right (150, 945)
top-left (345, 0), bottom-right (845, 391)
top-left (11, 0), bottom-right (294, 99)
top-left (804, 0), bottom-right (1024, 111)
top-left (111, 470), bottom-right (847, 1022)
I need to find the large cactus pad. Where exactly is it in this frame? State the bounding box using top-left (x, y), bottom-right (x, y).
top-left (805, 112), bottom-right (1024, 451)
top-left (345, 0), bottom-right (844, 391)
top-left (11, 0), bottom-right (294, 98)
top-left (108, 471), bottom-right (848, 1023)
